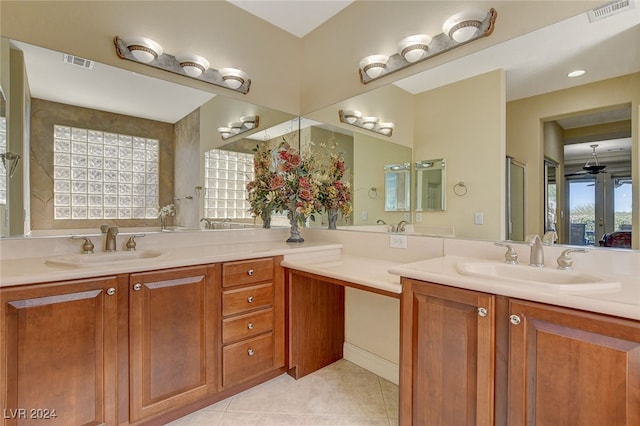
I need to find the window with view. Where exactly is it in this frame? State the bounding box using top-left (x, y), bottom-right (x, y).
top-left (52, 125), bottom-right (159, 220)
top-left (204, 149), bottom-right (253, 219)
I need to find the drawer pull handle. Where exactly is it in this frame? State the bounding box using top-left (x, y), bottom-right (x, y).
top-left (106, 287), bottom-right (116, 296)
top-left (133, 283), bottom-right (142, 291)
top-left (247, 349), bottom-right (255, 356)
top-left (247, 323), bottom-right (254, 330)
top-left (247, 296), bottom-right (254, 303)
top-left (247, 269), bottom-right (254, 276)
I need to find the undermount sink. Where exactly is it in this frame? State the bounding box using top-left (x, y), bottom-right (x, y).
top-left (46, 250), bottom-right (166, 268)
top-left (455, 261), bottom-right (620, 292)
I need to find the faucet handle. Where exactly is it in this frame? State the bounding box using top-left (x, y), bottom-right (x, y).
top-left (100, 224), bottom-right (109, 233)
top-left (495, 242), bottom-right (518, 264)
top-left (125, 234), bottom-right (145, 251)
top-left (72, 236), bottom-right (95, 254)
top-left (557, 248), bottom-right (587, 271)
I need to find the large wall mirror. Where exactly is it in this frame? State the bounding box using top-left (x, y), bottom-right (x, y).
top-left (1, 37), bottom-right (297, 237)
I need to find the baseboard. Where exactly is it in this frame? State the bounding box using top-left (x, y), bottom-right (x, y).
top-left (343, 342), bottom-right (399, 385)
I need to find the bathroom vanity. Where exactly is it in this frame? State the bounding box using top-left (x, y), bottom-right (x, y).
top-left (1, 230), bottom-right (639, 425)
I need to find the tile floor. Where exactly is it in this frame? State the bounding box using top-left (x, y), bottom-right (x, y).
top-left (167, 360), bottom-right (399, 426)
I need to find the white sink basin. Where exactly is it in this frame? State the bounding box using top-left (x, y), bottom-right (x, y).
top-left (46, 250), bottom-right (166, 268)
top-left (456, 261), bottom-right (620, 292)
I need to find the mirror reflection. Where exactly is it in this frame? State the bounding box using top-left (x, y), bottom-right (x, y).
top-left (384, 163), bottom-right (410, 212)
top-left (2, 37), bottom-right (296, 237)
top-left (415, 159), bottom-right (446, 213)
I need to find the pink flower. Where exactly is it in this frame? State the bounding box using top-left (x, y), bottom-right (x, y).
top-left (298, 188), bottom-right (312, 201)
top-left (269, 175), bottom-right (286, 189)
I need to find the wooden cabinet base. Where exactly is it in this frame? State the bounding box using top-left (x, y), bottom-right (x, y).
top-left (287, 270), bottom-right (345, 379)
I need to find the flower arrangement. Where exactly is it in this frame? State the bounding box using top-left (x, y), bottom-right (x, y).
top-left (157, 203), bottom-right (176, 218)
top-left (246, 143), bottom-right (281, 223)
top-left (271, 140), bottom-right (323, 223)
top-left (315, 141), bottom-right (353, 219)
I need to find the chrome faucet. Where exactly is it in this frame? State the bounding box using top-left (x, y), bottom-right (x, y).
top-left (525, 234), bottom-right (544, 267)
top-left (396, 220), bottom-right (408, 232)
top-left (105, 226), bottom-right (119, 252)
top-left (376, 219), bottom-right (387, 225)
top-left (200, 218), bottom-right (213, 229)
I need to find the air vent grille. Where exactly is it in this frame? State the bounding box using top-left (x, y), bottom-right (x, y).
top-left (63, 54), bottom-right (94, 70)
top-left (588, 0), bottom-right (633, 22)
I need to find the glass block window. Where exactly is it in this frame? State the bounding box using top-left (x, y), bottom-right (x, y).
top-left (0, 117), bottom-right (6, 204)
top-left (52, 125), bottom-right (159, 220)
top-left (204, 149), bottom-right (253, 219)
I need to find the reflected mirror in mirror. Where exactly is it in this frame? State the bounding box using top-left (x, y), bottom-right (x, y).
top-left (384, 163), bottom-right (410, 212)
top-left (415, 159), bottom-right (445, 212)
top-left (2, 37), bottom-right (296, 237)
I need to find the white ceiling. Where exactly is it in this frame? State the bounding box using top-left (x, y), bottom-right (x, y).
top-left (227, 0), bottom-right (354, 38)
top-left (13, 1), bottom-right (640, 125)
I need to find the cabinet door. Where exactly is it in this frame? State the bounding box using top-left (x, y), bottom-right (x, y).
top-left (1, 276), bottom-right (120, 426)
top-left (400, 279), bottom-right (495, 426)
top-left (508, 299), bottom-right (640, 425)
top-left (129, 265), bottom-right (217, 422)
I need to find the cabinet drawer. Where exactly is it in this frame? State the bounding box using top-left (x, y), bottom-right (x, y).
top-left (223, 309), bottom-right (273, 344)
top-left (222, 258), bottom-right (274, 288)
top-left (223, 283), bottom-right (273, 316)
top-left (222, 333), bottom-right (274, 387)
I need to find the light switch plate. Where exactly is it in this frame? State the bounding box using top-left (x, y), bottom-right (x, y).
top-left (474, 212), bottom-right (484, 225)
top-left (390, 234), bottom-right (408, 249)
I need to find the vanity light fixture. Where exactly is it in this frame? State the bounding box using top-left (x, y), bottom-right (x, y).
top-left (398, 34), bottom-right (432, 63)
top-left (218, 115), bottom-right (260, 140)
top-left (176, 54), bottom-right (210, 78)
top-left (338, 110), bottom-right (394, 137)
top-left (359, 8), bottom-right (497, 84)
top-left (114, 36), bottom-right (251, 94)
top-left (342, 109), bottom-right (362, 124)
top-left (359, 55), bottom-right (389, 79)
top-left (442, 9), bottom-right (486, 43)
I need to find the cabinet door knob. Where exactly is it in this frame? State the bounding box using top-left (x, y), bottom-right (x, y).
top-left (247, 296), bottom-right (254, 303)
top-left (247, 349), bottom-right (255, 356)
top-left (247, 323), bottom-right (254, 330)
top-left (106, 287), bottom-right (116, 296)
top-left (133, 283), bottom-right (142, 291)
top-left (509, 314), bottom-right (521, 325)
top-left (477, 307), bottom-right (488, 317)
top-left (247, 269), bottom-right (254, 276)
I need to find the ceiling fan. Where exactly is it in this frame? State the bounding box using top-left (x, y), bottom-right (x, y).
top-left (565, 144), bottom-right (609, 177)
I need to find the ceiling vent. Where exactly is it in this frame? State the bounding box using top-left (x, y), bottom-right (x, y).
top-left (63, 53), bottom-right (94, 70)
top-left (588, 0), bottom-right (633, 22)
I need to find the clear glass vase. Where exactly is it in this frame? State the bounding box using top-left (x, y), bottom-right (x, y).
top-left (261, 210), bottom-right (271, 229)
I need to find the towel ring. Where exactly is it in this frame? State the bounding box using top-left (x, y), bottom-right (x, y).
top-left (453, 182), bottom-right (467, 196)
top-left (368, 187), bottom-right (378, 199)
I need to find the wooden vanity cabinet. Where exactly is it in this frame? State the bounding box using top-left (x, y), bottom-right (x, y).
top-left (219, 256), bottom-right (285, 389)
top-left (507, 299), bottom-right (640, 425)
top-left (399, 278), bottom-right (495, 426)
top-left (128, 264), bottom-right (217, 423)
top-left (400, 278), bottom-right (640, 426)
top-left (0, 275), bottom-right (124, 426)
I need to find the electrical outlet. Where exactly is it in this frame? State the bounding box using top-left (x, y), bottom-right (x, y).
top-left (415, 212), bottom-right (423, 222)
top-left (361, 210), bottom-right (368, 221)
top-left (389, 234), bottom-right (408, 249)
top-left (474, 212), bottom-right (484, 225)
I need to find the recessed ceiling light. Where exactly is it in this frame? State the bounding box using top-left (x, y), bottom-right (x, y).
top-left (567, 69), bottom-right (586, 78)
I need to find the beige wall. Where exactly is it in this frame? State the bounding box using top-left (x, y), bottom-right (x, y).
top-left (1, 1), bottom-right (596, 116)
top-left (506, 73), bottom-right (640, 247)
top-left (353, 133), bottom-right (411, 225)
top-left (414, 69), bottom-right (506, 240)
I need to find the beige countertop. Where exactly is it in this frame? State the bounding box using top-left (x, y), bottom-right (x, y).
top-left (0, 240), bottom-right (342, 287)
top-left (389, 256), bottom-right (640, 321)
